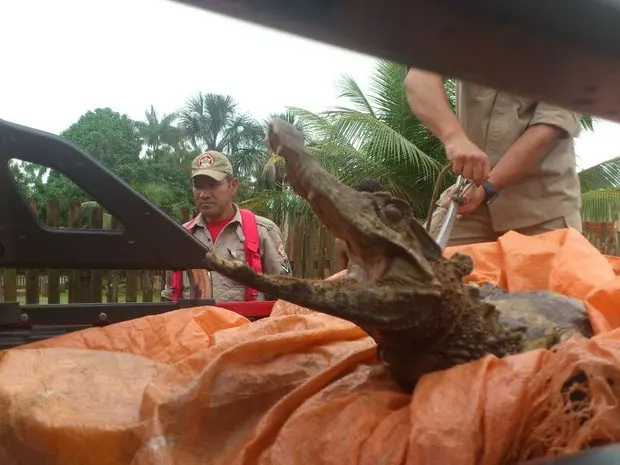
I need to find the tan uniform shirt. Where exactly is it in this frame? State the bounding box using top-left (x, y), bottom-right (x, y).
top-left (161, 205), bottom-right (291, 302)
top-left (454, 80), bottom-right (582, 231)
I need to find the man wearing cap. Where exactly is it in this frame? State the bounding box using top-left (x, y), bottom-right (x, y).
top-left (161, 150), bottom-right (291, 302)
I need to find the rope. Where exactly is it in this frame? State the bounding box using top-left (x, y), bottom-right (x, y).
top-left (425, 165), bottom-right (473, 235)
top-left (424, 163), bottom-right (452, 233)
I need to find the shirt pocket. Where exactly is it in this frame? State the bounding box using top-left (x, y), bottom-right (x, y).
top-left (227, 247), bottom-right (247, 264)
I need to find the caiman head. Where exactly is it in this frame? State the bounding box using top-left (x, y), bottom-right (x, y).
top-left (265, 118), bottom-right (451, 287)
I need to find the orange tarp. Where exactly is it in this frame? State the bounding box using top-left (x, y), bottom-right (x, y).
top-left (607, 254), bottom-right (620, 276)
top-left (1, 228), bottom-right (620, 465)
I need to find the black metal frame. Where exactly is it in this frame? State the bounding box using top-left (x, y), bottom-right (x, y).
top-left (0, 118), bottom-right (221, 331)
top-left (0, 300), bottom-right (216, 326)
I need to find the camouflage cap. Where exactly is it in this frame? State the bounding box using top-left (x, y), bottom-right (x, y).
top-left (190, 151), bottom-right (233, 182)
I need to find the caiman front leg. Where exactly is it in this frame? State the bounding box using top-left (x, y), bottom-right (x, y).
top-left (204, 252), bottom-right (443, 331)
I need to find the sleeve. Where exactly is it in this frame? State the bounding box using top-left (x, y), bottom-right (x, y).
top-left (260, 221), bottom-right (292, 276)
top-left (530, 102), bottom-right (581, 139)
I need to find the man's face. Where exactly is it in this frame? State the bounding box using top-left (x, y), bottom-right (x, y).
top-left (193, 175), bottom-right (239, 220)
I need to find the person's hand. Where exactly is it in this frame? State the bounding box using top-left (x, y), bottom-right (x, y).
top-left (442, 184), bottom-right (486, 216)
top-left (456, 185), bottom-right (486, 216)
top-left (444, 135), bottom-right (491, 186)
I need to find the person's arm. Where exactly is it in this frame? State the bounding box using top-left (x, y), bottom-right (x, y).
top-left (404, 68), bottom-right (465, 144)
top-left (404, 68), bottom-right (490, 185)
top-left (488, 103), bottom-right (581, 190)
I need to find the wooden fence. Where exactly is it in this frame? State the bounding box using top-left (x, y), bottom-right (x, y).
top-left (582, 219), bottom-right (620, 256)
top-left (0, 198), bottom-right (339, 304)
top-left (0, 198), bottom-right (617, 305)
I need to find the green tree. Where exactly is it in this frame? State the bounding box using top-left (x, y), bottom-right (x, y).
top-left (48, 107), bottom-right (142, 200)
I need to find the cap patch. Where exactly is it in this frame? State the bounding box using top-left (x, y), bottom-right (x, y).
top-left (196, 153), bottom-right (214, 168)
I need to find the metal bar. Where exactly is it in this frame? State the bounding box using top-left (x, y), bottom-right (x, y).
top-left (434, 175), bottom-right (463, 250)
top-left (0, 299), bottom-right (276, 326)
top-left (5, 300), bottom-right (214, 325)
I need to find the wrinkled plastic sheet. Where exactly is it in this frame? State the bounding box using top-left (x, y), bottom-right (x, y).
top-left (1, 228), bottom-right (619, 465)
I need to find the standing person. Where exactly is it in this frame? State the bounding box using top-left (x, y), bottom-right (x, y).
top-left (161, 150), bottom-right (291, 302)
top-left (404, 67), bottom-right (583, 247)
top-left (334, 179), bottom-right (386, 272)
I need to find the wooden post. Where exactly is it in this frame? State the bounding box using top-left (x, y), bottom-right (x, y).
top-left (327, 230), bottom-right (337, 276)
top-left (2, 269), bottom-right (17, 302)
top-left (287, 222), bottom-right (296, 275)
top-left (25, 198), bottom-right (39, 304)
top-left (292, 219), bottom-right (305, 277)
top-left (317, 226), bottom-right (326, 279)
top-left (68, 202), bottom-right (90, 303)
top-left (142, 271), bottom-right (154, 302)
top-left (303, 224), bottom-right (314, 278)
top-left (125, 271), bottom-right (138, 303)
top-left (46, 199), bottom-right (61, 304)
top-left (89, 206), bottom-right (104, 302)
top-left (105, 216), bottom-right (120, 303)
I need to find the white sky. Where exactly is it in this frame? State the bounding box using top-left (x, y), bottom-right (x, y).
top-left (1, 0), bottom-right (618, 171)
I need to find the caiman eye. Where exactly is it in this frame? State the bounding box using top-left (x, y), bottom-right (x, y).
top-left (384, 205), bottom-right (403, 222)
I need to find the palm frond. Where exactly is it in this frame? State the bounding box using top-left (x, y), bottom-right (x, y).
top-left (580, 115), bottom-right (598, 132)
top-left (319, 108), bottom-right (442, 175)
top-left (335, 75), bottom-right (376, 117)
top-left (240, 187), bottom-right (318, 227)
top-left (580, 189), bottom-right (620, 222)
top-left (579, 156), bottom-right (620, 192)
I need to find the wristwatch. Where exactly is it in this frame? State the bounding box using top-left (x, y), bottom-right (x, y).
top-left (482, 181), bottom-right (499, 205)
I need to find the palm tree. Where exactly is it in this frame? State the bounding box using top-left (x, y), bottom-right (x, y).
top-left (177, 92), bottom-right (264, 158)
top-left (135, 106), bottom-right (181, 153)
top-left (579, 156), bottom-right (620, 221)
top-left (243, 61), bottom-right (456, 224)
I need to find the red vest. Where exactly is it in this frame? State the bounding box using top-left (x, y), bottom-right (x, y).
top-left (170, 209), bottom-right (263, 302)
